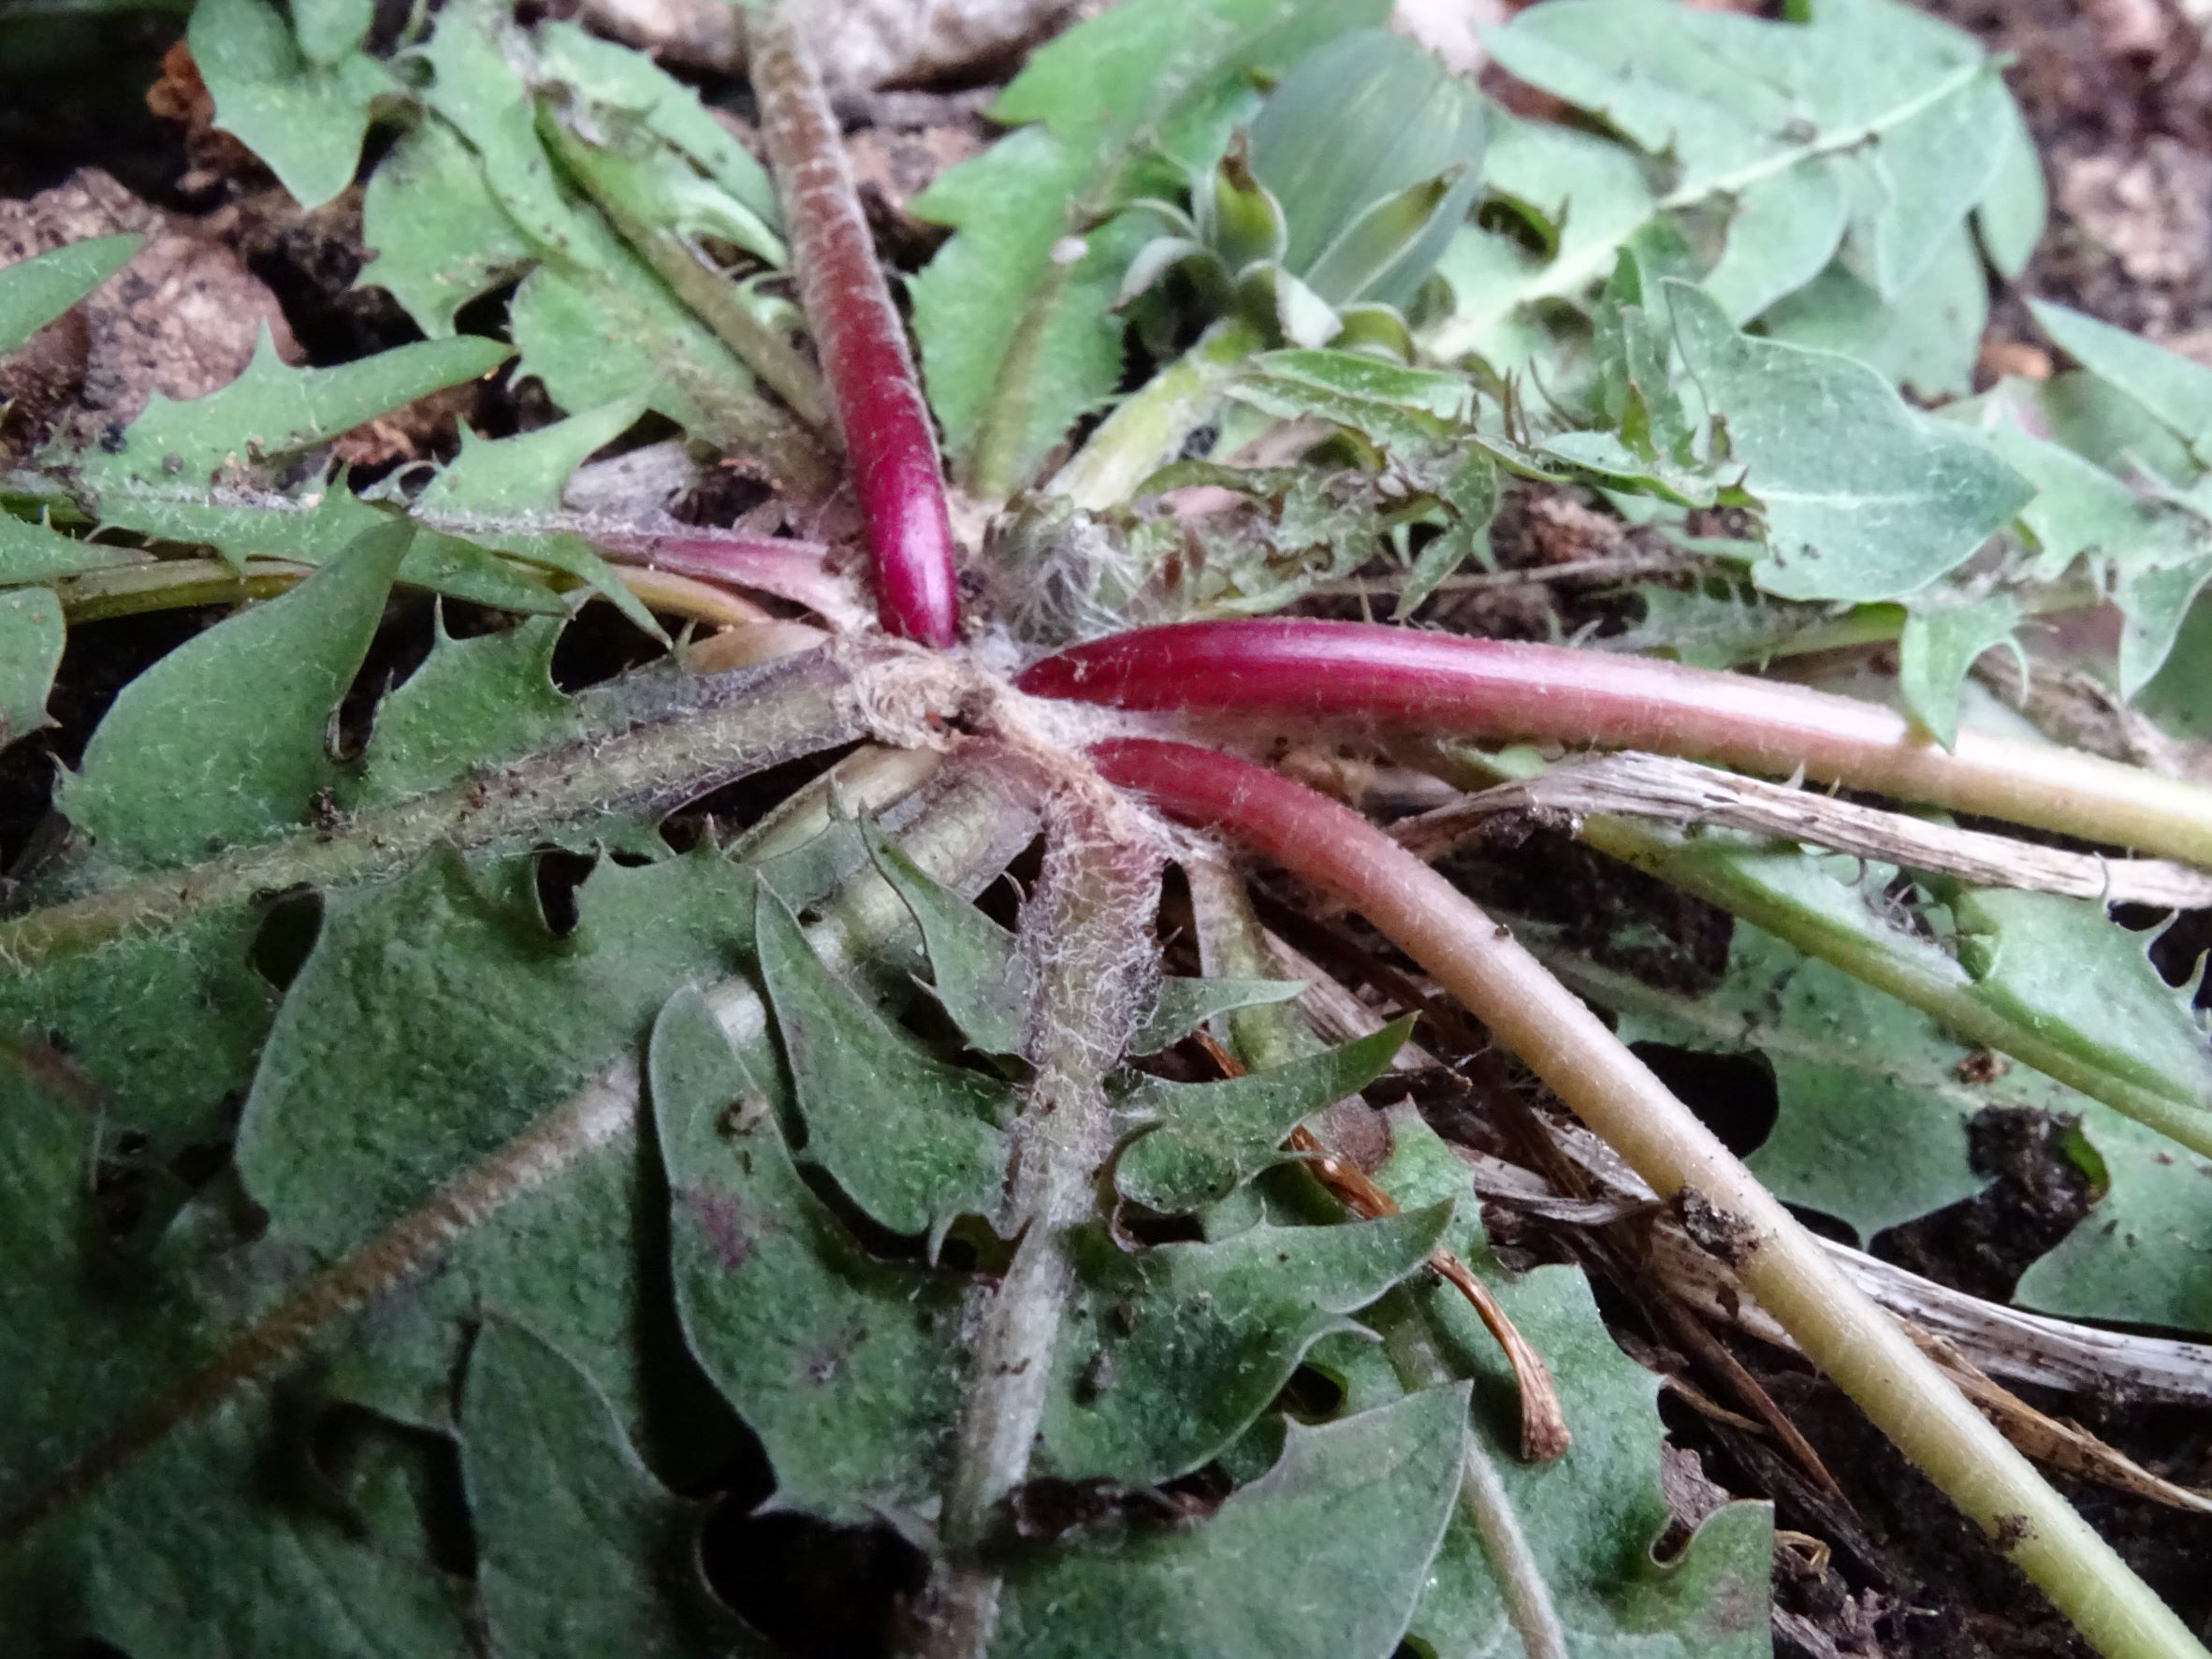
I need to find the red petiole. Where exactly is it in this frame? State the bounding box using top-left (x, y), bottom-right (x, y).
top-left (749, 1), bottom-right (961, 647)
top-left (1020, 618), bottom-right (2212, 865)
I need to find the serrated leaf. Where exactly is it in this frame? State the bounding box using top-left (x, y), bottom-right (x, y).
top-left (1433, 0), bottom-right (2018, 367)
top-left (1583, 928), bottom-right (2015, 1239)
top-left (1554, 915), bottom-right (2212, 1334)
top-left (756, 883), bottom-right (1013, 1239)
top-left (535, 21), bottom-right (780, 232)
top-left (864, 816), bottom-right (1031, 1055)
top-left (1668, 281), bottom-right (2032, 601)
top-left (1040, 1208), bottom-right (1448, 1484)
top-left (654, 986), bottom-right (967, 1525)
top-left (910, 0), bottom-right (1384, 495)
top-left (1128, 976), bottom-right (1306, 1056)
top-left (1344, 1109), bottom-right (1774, 1657)
top-left (96, 488), bottom-right (569, 616)
top-left (1491, 0), bottom-right (2003, 300)
top-left (0, 585), bottom-right (63, 749)
top-left (406, 404), bottom-right (662, 633)
top-left (237, 845), bottom-right (764, 1250)
top-left (2015, 1110), bottom-right (2212, 1332)
top-left (0, 1070), bottom-right (473, 1659)
top-left (358, 119), bottom-right (536, 338)
top-left (57, 330), bottom-right (511, 501)
top-left (993, 1386), bottom-right (1466, 1659)
top-left (349, 615), bottom-right (583, 805)
top-left (460, 1318), bottom-right (759, 1657)
top-left (1898, 593), bottom-right (2019, 748)
top-left (1230, 347), bottom-right (1469, 451)
top-left (1953, 887), bottom-right (2212, 1114)
top-left (0, 232), bottom-right (138, 354)
top-left (0, 513), bottom-right (140, 585)
top-left (189, 0), bottom-right (395, 209)
top-left (1117, 1018), bottom-right (1411, 1212)
top-left (64, 525), bottom-right (408, 870)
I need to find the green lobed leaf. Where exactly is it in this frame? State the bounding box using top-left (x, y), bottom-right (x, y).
top-left (0, 232), bottom-right (139, 355)
top-left (1951, 887), bottom-right (2212, 1113)
top-left (358, 119), bottom-right (536, 338)
top-left (237, 844), bottom-right (763, 1251)
top-left (405, 403), bottom-right (662, 633)
top-left (0, 1068), bottom-right (473, 1659)
top-left (1585, 926), bottom-right (2032, 1241)
top-left (0, 513), bottom-right (141, 586)
top-left (992, 1386), bottom-right (1468, 1659)
top-left (1898, 593), bottom-right (2021, 749)
top-left (2032, 298), bottom-right (2212, 455)
top-left (1667, 281), bottom-right (2033, 601)
top-left (1553, 912), bottom-right (2212, 1334)
top-left (1039, 1207), bottom-right (1449, 1484)
top-left (757, 882), bottom-right (1014, 1240)
top-left (865, 816), bottom-right (1031, 1055)
top-left (460, 1318), bottom-right (760, 1657)
top-left (1486, 0), bottom-right (2009, 300)
top-left (0, 586), bottom-right (64, 749)
top-left (0, 908), bottom-right (279, 1158)
top-left (63, 525), bottom-right (408, 871)
top-left (655, 986), bottom-right (967, 1525)
top-left (188, 0), bottom-right (396, 209)
top-left (534, 21), bottom-right (781, 233)
top-left (1116, 1018), bottom-right (1412, 1213)
top-left (1760, 224), bottom-right (1988, 401)
top-left (346, 614), bottom-right (584, 806)
top-left (53, 330), bottom-right (512, 503)
top-left (1306, 1108), bottom-right (1774, 1657)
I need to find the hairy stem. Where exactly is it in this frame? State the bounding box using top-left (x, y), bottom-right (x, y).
top-left (750, 1), bottom-right (961, 646)
top-left (922, 785), bottom-right (1163, 1658)
top-left (0, 751), bottom-right (1040, 1543)
top-left (1049, 314), bottom-right (1267, 511)
top-left (1019, 619), bottom-right (2212, 865)
top-left (0, 643), bottom-right (935, 970)
top-left (1091, 735), bottom-right (2207, 1659)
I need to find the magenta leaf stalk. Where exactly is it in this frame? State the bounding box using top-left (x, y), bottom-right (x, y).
top-left (749, 2), bottom-right (961, 647)
top-left (1088, 735), bottom-right (2205, 1659)
top-left (1022, 619), bottom-right (2212, 866)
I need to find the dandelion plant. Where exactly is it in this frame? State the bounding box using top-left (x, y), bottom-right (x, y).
top-left (7, 1), bottom-right (2212, 1657)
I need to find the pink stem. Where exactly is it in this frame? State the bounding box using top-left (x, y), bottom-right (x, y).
top-left (750, 3), bottom-right (960, 647)
top-left (1022, 619), bottom-right (2212, 865)
top-left (590, 531), bottom-right (868, 629)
